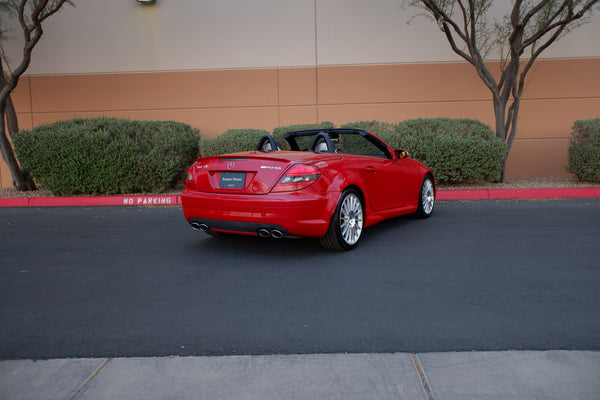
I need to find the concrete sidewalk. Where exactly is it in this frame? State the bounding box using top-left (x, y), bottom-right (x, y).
top-left (1, 351), bottom-right (599, 400)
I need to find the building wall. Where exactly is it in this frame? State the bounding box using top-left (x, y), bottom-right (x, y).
top-left (2, 0), bottom-right (599, 187)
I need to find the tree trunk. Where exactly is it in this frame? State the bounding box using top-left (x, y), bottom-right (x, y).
top-left (0, 106), bottom-right (36, 191)
top-left (0, 125), bottom-right (28, 190)
top-left (4, 95), bottom-right (36, 190)
top-left (0, 69), bottom-right (36, 191)
top-left (492, 96), bottom-right (509, 182)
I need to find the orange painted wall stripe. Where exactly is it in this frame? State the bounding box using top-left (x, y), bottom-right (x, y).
top-left (2, 58), bottom-right (599, 187)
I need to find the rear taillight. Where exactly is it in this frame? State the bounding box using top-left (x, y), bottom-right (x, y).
top-left (272, 164), bottom-right (320, 192)
top-left (185, 166), bottom-right (196, 189)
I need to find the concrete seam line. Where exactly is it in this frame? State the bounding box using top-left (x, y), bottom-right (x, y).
top-left (411, 353), bottom-right (434, 400)
top-left (68, 357), bottom-right (112, 400)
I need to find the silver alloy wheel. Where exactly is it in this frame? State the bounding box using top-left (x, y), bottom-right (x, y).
top-left (340, 193), bottom-right (363, 245)
top-left (421, 178), bottom-right (434, 215)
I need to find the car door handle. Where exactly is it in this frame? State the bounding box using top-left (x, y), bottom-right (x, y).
top-left (366, 167), bottom-right (376, 173)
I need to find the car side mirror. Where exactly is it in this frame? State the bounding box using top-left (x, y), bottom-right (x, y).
top-left (396, 149), bottom-right (409, 159)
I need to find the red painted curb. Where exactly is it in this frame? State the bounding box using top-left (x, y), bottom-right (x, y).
top-left (436, 189), bottom-right (489, 200)
top-left (0, 198), bottom-right (30, 207)
top-left (0, 189), bottom-right (598, 208)
top-left (1, 195), bottom-right (181, 208)
top-left (436, 187), bottom-right (600, 200)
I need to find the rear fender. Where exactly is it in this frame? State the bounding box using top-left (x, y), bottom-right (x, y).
top-left (310, 164), bottom-right (380, 227)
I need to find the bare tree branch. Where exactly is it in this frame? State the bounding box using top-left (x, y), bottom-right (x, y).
top-left (522, 1), bottom-right (597, 49)
top-left (405, 0), bottom-right (598, 181)
top-left (0, 0), bottom-right (72, 190)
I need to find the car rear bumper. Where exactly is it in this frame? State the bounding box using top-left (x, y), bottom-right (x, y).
top-left (181, 189), bottom-right (338, 238)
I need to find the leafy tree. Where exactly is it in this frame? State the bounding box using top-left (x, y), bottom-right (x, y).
top-left (0, 0), bottom-right (72, 190)
top-left (405, 0), bottom-right (598, 180)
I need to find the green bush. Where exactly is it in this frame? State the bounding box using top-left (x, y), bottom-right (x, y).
top-left (199, 128), bottom-right (270, 157)
top-left (13, 117), bottom-right (199, 196)
top-left (272, 122), bottom-right (335, 149)
top-left (394, 118), bottom-right (508, 183)
top-left (566, 118), bottom-right (600, 182)
top-left (339, 120), bottom-right (397, 146)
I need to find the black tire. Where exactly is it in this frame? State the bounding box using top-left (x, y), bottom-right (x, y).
top-left (320, 189), bottom-right (364, 251)
top-left (415, 175), bottom-right (435, 219)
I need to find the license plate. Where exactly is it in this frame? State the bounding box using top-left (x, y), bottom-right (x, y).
top-left (220, 172), bottom-right (246, 188)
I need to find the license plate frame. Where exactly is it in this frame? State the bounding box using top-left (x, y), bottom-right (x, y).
top-left (220, 172), bottom-right (246, 189)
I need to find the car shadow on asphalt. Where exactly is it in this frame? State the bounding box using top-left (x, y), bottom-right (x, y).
top-left (183, 213), bottom-right (422, 258)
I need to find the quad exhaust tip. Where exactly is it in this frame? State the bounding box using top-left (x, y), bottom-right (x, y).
top-left (257, 228), bottom-right (271, 238)
top-left (257, 228), bottom-right (285, 238)
top-left (271, 229), bottom-right (284, 239)
top-left (191, 223), bottom-right (285, 238)
top-left (191, 222), bottom-right (210, 232)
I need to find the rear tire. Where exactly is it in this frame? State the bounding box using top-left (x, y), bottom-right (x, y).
top-left (415, 175), bottom-right (435, 218)
top-left (320, 189), bottom-right (364, 251)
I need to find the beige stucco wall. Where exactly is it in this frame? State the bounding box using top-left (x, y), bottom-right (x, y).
top-left (5, 0), bottom-right (599, 74)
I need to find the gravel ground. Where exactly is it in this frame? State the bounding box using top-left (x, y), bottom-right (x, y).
top-left (0, 177), bottom-right (598, 198)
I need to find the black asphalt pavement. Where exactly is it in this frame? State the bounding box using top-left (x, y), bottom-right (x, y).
top-left (1, 199), bottom-right (599, 360)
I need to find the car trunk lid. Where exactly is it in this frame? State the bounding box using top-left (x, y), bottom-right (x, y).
top-left (191, 152), bottom-right (339, 195)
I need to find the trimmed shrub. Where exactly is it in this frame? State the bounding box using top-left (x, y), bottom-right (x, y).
top-left (566, 118), bottom-right (600, 182)
top-left (273, 122), bottom-right (335, 150)
top-left (199, 128), bottom-right (270, 157)
top-left (13, 117), bottom-right (199, 195)
top-left (394, 118), bottom-right (508, 183)
top-left (339, 120), bottom-right (397, 146)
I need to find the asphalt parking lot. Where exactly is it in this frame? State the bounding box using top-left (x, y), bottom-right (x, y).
top-left (1, 198), bottom-right (599, 360)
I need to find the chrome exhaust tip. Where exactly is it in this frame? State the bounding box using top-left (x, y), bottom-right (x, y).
top-left (198, 223), bottom-right (209, 232)
top-left (271, 230), bottom-right (284, 239)
top-left (191, 222), bottom-right (210, 232)
top-left (190, 222), bottom-right (202, 230)
top-left (257, 228), bottom-right (271, 238)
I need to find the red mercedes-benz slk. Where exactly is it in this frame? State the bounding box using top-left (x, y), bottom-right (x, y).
top-left (182, 129), bottom-right (435, 250)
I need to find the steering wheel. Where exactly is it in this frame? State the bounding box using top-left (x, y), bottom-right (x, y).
top-left (255, 135), bottom-right (282, 152)
top-left (308, 132), bottom-right (335, 153)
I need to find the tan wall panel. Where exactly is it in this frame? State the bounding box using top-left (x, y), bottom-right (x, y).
top-left (160, 108), bottom-right (279, 139)
top-left (278, 106), bottom-right (318, 127)
top-left (318, 58), bottom-right (600, 105)
top-left (9, 79), bottom-right (34, 131)
top-left (278, 68), bottom-right (317, 106)
top-left (3, 59), bottom-right (599, 188)
top-left (30, 69), bottom-right (279, 113)
top-left (11, 77), bottom-right (32, 114)
top-left (517, 98), bottom-right (600, 140)
top-left (318, 63), bottom-right (491, 105)
top-left (506, 139), bottom-right (571, 177)
top-left (524, 58), bottom-right (600, 100)
top-left (16, 114), bottom-right (34, 131)
top-left (0, 162), bottom-right (11, 187)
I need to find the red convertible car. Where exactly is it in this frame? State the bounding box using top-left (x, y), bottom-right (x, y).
top-left (182, 129), bottom-right (435, 250)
